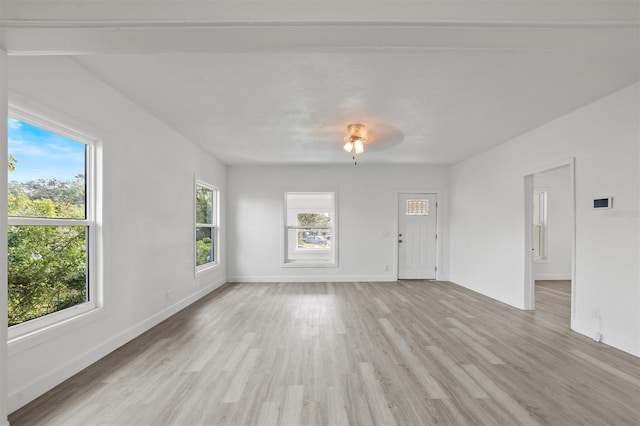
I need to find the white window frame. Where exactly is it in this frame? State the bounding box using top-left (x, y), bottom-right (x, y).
top-left (283, 192), bottom-right (337, 268)
top-left (7, 106), bottom-right (97, 341)
top-left (195, 179), bottom-right (219, 274)
top-left (533, 190), bottom-right (548, 261)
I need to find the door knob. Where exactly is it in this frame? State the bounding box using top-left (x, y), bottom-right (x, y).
top-left (398, 239), bottom-right (403, 243)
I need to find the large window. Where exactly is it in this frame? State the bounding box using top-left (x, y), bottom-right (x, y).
top-left (284, 192), bottom-right (336, 266)
top-left (533, 190), bottom-right (547, 260)
top-left (195, 180), bottom-right (218, 272)
top-left (7, 111), bottom-right (96, 336)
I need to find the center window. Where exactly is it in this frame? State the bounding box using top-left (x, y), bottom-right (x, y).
top-left (284, 192), bottom-right (336, 266)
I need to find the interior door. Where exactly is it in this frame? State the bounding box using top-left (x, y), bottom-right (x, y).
top-left (398, 193), bottom-right (437, 279)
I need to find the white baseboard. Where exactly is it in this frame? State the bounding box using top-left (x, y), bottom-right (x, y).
top-left (226, 275), bottom-right (394, 283)
top-left (571, 322), bottom-right (640, 358)
top-left (8, 278), bottom-right (227, 414)
top-left (534, 274), bottom-right (571, 281)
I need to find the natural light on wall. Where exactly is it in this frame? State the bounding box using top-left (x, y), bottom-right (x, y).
top-left (284, 192), bottom-right (336, 267)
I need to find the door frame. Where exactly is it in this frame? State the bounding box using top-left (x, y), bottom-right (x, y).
top-left (395, 191), bottom-right (441, 280)
top-left (523, 158), bottom-right (576, 324)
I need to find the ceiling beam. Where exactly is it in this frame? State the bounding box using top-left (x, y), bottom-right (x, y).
top-left (1, 1), bottom-right (637, 55)
top-left (3, 25), bottom-right (638, 55)
top-left (2, 1), bottom-right (638, 27)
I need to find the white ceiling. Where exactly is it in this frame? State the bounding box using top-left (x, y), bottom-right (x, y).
top-left (3, 0), bottom-right (639, 165)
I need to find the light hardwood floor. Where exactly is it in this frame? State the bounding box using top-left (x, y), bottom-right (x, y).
top-left (9, 280), bottom-right (640, 425)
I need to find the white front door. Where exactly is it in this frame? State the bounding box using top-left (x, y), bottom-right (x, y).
top-left (398, 193), bottom-right (437, 279)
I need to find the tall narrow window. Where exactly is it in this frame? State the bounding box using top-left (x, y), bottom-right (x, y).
top-left (533, 190), bottom-right (547, 260)
top-left (195, 180), bottom-right (218, 272)
top-left (284, 192), bottom-right (336, 266)
top-left (7, 112), bottom-right (96, 335)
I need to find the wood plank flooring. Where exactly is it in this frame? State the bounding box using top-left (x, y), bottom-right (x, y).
top-left (9, 280), bottom-right (640, 425)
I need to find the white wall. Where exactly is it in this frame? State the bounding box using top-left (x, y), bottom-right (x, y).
top-left (449, 83), bottom-right (639, 356)
top-left (534, 166), bottom-right (572, 280)
top-left (1, 49), bottom-right (10, 426)
top-left (6, 56), bottom-right (228, 412)
top-left (227, 165), bottom-right (449, 282)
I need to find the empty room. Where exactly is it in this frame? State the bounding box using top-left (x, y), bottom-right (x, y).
top-left (1, 1), bottom-right (639, 425)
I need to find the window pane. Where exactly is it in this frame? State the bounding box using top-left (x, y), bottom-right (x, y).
top-left (284, 192), bottom-right (336, 265)
top-left (196, 226), bottom-right (214, 266)
top-left (291, 228), bottom-right (332, 249)
top-left (297, 212), bottom-right (331, 227)
top-left (8, 225), bottom-right (88, 326)
top-left (406, 199), bottom-right (429, 215)
top-left (8, 117), bottom-right (86, 219)
top-left (196, 185), bottom-right (213, 224)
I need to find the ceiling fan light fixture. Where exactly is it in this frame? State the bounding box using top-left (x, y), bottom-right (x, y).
top-left (346, 123), bottom-right (367, 141)
top-left (354, 139), bottom-right (364, 154)
top-left (343, 123), bottom-right (367, 164)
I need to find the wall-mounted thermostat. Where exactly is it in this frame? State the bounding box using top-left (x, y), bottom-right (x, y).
top-left (593, 197), bottom-right (613, 209)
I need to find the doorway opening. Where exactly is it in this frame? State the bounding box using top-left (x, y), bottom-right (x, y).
top-left (524, 160), bottom-right (576, 329)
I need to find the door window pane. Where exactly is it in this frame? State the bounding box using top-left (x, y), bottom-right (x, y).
top-left (406, 199), bottom-right (429, 215)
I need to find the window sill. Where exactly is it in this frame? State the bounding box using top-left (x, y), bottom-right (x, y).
top-left (195, 262), bottom-right (219, 277)
top-left (8, 306), bottom-right (105, 357)
top-left (283, 261), bottom-right (338, 268)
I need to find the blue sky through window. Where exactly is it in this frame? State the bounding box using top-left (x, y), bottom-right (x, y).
top-left (8, 117), bottom-right (85, 183)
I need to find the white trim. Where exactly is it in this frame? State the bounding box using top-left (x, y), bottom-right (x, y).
top-left (7, 105), bottom-right (100, 340)
top-left (8, 307), bottom-right (106, 357)
top-left (572, 321), bottom-right (639, 358)
top-left (524, 174), bottom-right (535, 310)
top-left (227, 275), bottom-right (394, 283)
top-left (8, 103), bottom-right (98, 145)
top-left (522, 158), bottom-right (577, 178)
top-left (3, 1), bottom-right (637, 27)
top-left (282, 261), bottom-right (338, 269)
top-left (8, 302), bottom-right (98, 343)
top-left (8, 217), bottom-right (91, 226)
top-left (1, 48), bottom-right (9, 426)
top-left (8, 278), bottom-right (228, 413)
